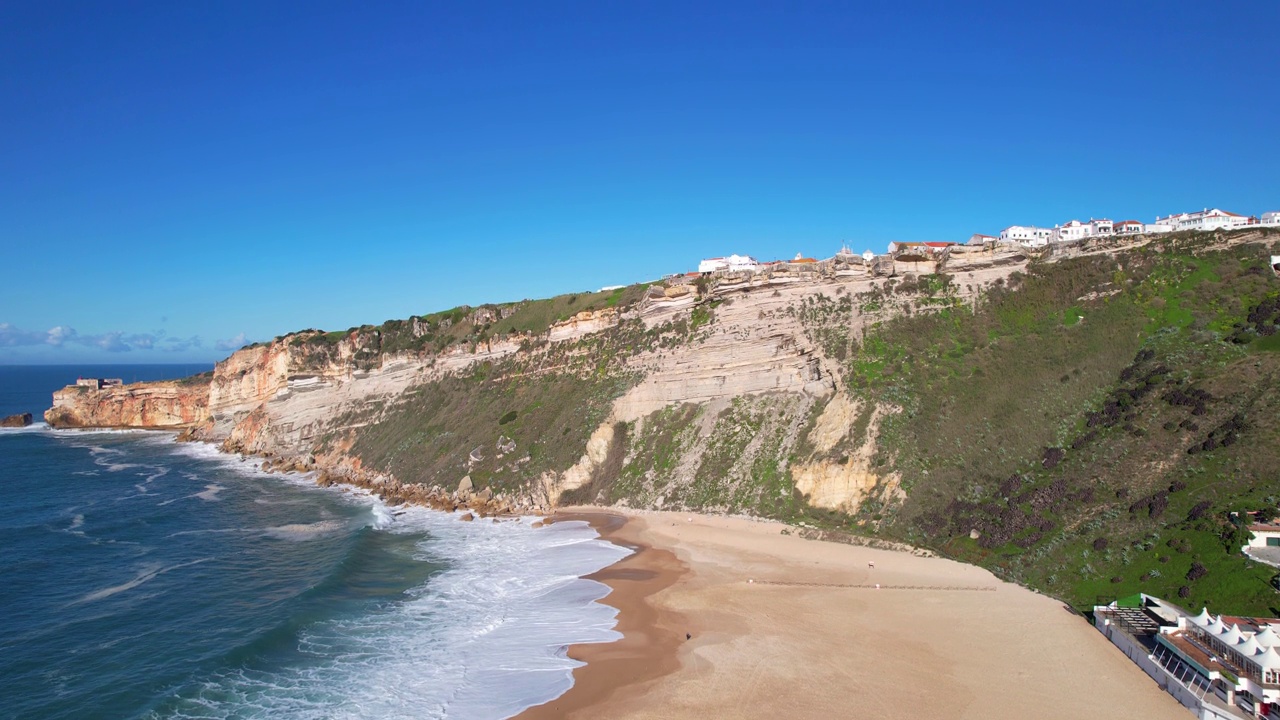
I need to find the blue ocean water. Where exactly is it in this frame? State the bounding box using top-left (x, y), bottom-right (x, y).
top-left (0, 365), bottom-right (627, 720)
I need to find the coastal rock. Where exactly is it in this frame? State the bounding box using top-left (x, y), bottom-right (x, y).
top-left (459, 512), bottom-right (474, 522)
top-left (0, 412), bottom-right (32, 428)
top-left (44, 380), bottom-right (210, 429)
top-left (457, 475), bottom-right (473, 494)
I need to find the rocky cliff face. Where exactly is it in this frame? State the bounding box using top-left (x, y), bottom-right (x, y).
top-left (43, 234), bottom-right (1146, 516)
top-left (45, 380), bottom-right (211, 429)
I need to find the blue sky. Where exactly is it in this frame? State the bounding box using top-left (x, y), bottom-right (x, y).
top-left (1, 1), bottom-right (1277, 363)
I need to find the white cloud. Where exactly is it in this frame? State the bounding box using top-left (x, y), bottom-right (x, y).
top-left (215, 332), bottom-right (249, 351)
top-left (0, 323), bottom-right (205, 353)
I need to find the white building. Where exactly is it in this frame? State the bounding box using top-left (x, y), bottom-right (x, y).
top-left (1052, 220), bottom-right (1091, 243)
top-left (698, 254), bottom-right (759, 273)
top-left (968, 233), bottom-right (997, 245)
top-left (1051, 219), bottom-right (1113, 243)
top-left (999, 225), bottom-right (1054, 246)
top-left (1114, 220), bottom-right (1145, 235)
top-left (1261, 212), bottom-right (1280, 226)
top-left (1247, 523), bottom-right (1280, 550)
top-left (1096, 594), bottom-right (1280, 719)
top-left (1156, 208), bottom-right (1254, 232)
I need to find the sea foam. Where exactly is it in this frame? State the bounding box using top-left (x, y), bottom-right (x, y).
top-left (155, 508), bottom-right (630, 720)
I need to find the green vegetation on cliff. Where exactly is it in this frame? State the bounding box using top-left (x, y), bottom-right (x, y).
top-left (832, 230), bottom-right (1280, 613)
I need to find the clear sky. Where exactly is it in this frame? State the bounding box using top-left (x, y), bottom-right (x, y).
top-left (1, 1), bottom-right (1277, 363)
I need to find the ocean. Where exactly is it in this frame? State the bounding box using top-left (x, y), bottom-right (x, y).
top-left (0, 365), bottom-right (628, 720)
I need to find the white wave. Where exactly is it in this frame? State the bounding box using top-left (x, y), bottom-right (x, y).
top-left (67, 514), bottom-right (85, 533)
top-left (369, 502), bottom-right (395, 530)
top-left (195, 484), bottom-right (225, 502)
top-left (262, 520), bottom-right (348, 541)
top-left (156, 510), bottom-right (631, 720)
top-left (0, 421), bottom-right (50, 434)
top-left (71, 558), bottom-right (212, 606)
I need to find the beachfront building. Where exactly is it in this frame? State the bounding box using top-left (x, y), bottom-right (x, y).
top-left (1096, 594), bottom-right (1280, 719)
top-left (968, 233), bottom-right (997, 245)
top-left (999, 225), bottom-right (1054, 246)
top-left (1262, 212), bottom-right (1280, 227)
top-left (1115, 220), bottom-right (1145, 235)
top-left (698, 254), bottom-right (759, 273)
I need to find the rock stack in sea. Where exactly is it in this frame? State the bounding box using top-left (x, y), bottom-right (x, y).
top-left (1, 412), bottom-right (32, 427)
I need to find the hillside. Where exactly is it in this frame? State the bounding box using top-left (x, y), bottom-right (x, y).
top-left (46, 228), bottom-right (1280, 614)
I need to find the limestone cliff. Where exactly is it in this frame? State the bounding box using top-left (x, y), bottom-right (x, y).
top-left (45, 230), bottom-right (1235, 519)
top-left (45, 379), bottom-right (211, 429)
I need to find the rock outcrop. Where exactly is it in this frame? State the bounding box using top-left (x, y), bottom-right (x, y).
top-left (1, 412), bottom-right (32, 427)
top-left (45, 380), bottom-right (210, 429)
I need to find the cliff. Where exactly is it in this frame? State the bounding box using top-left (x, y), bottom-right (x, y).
top-left (43, 227), bottom-right (1280, 613)
top-left (45, 378), bottom-right (211, 429)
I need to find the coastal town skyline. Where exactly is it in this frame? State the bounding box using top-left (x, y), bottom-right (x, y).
top-left (3, 2), bottom-right (1278, 363)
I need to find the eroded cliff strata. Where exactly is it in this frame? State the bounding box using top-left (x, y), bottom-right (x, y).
top-left (46, 231), bottom-right (1228, 520)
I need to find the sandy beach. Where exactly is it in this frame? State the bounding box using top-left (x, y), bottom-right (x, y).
top-left (520, 509), bottom-right (1186, 720)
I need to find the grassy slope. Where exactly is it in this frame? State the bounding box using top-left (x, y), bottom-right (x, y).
top-left (834, 230), bottom-right (1280, 613)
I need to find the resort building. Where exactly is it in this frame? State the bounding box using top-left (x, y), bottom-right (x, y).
top-left (1115, 220), bottom-right (1146, 235)
top-left (1096, 593), bottom-right (1280, 719)
top-left (999, 225), bottom-right (1054, 246)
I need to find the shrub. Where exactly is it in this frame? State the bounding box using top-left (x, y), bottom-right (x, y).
top-left (498, 410), bottom-right (518, 425)
top-left (1187, 561), bottom-right (1208, 582)
top-left (1093, 537), bottom-right (1109, 552)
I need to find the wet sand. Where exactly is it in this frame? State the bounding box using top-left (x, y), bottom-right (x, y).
top-left (519, 508), bottom-right (1187, 720)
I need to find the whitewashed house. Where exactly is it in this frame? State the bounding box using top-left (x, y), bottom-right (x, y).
top-left (968, 233), bottom-right (997, 245)
top-left (1114, 220), bottom-right (1144, 235)
top-left (1090, 219), bottom-right (1114, 236)
top-left (1157, 208), bottom-right (1253, 232)
top-left (698, 254), bottom-right (759, 273)
top-left (999, 225), bottom-right (1054, 246)
top-left (1052, 220), bottom-right (1091, 243)
top-left (1248, 522), bottom-right (1280, 550)
top-left (1261, 212), bottom-right (1280, 226)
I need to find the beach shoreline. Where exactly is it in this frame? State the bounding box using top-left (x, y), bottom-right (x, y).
top-left (517, 509), bottom-right (688, 719)
top-left (519, 507), bottom-right (1189, 720)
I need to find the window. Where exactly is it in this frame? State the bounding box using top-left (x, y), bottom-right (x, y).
top-left (1267, 537), bottom-right (1280, 547)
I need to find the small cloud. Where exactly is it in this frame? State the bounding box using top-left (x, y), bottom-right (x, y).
top-left (162, 335), bottom-right (203, 352)
top-left (0, 322), bottom-right (46, 346)
top-left (215, 332), bottom-right (249, 351)
top-left (46, 326), bottom-right (77, 346)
